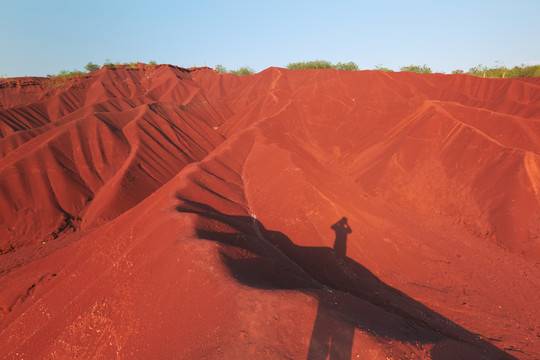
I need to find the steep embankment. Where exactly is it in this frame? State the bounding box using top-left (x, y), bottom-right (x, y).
top-left (0, 65), bottom-right (226, 254)
top-left (0, 66), bottom-right (538, 359)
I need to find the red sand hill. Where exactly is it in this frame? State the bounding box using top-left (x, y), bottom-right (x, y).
top-left (0, 65), bottom-right (539, 359)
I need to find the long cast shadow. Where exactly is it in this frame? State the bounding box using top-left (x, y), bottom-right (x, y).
top-left (176, 197), bottom-right (516, 360)
top-left (306, 217), bottom-right (354, 360)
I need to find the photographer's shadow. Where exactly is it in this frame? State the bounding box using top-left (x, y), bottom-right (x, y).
top-left (307, 217), bottom-right (353, 360)
top-left (176, 197), bottom-right (515, 360)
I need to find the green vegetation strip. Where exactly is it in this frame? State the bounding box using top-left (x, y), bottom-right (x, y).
top-left (12, 60), bottom-right (540, 79)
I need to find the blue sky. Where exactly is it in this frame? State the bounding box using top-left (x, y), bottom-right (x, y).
top-left (2, 0), bottom-right (540, 77)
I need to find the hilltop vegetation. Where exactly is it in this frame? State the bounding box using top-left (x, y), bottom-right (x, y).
top-left (286, 60), bottom-right (540, 77)
top-left (454, 63), bottom-right (540, 78)
top-left (286, 60), bottom-right (359, 71)
top-left (46, 60), bottom-right (158, 78)
top-left (6, 60), bottom-right (538, 80)
top-left (214, 65), bottom-right (255, 76)
top-left (399, 64), bottom-right (432, 74)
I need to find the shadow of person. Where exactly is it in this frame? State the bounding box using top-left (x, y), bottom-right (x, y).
top-left (307, 217), bottom-right (354, 359)
top-left (331, 217), bottom-right (352, 258)
top-left (307, 295), bottom-right (354, 360)
top-left (176, 197), bottom-right (517, 360)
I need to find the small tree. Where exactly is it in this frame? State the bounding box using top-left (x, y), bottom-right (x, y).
top-left (84, 62), bottom-right (100, 72)
top-left (335, 62), bottom-right (359, 71)
top-left (375, 64), bottom-right (394, 72)
top-left (400, 64), bottom-right (432, 74)
top-left (214, 65), bottom-right (254, 76)
top-left (465, 63), bottom-right (540, 78)
top-left (287, 60), bottom-right (333, 70)
top-left (467, 64), bottom-right (488, 77)
top-left (48, 69), bottom-right (86, 78)
top-left (229, 66), bottom-right (255, 76)
top-left (103, 59), bottom-right (116, 68)
top-left (214, 65), bottom-right (228, 74)
top-left (148, 60), bottom-right (157, 66)
top-left (510, 64), bottom-right (540, 77)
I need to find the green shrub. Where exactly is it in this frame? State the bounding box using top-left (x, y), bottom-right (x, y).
top-left (84, 62), bottom-right (100, 72)
top-left (400, 64), bottom-right (432, 74)
top-left (286, 60), bottom-right (361, 71)
top-left (375, 64), bottom-right (394, 72)
top-left (214, 64), bottom-right (228, 74)
top-left (287, 60), bottom-right (334, 70)
top-left (148, 60), bottom-right (157, 66)
top-left (214, 65), bottom-right (254, 76)
top-left (103, 59), bottom-right (117, 68)
top-left (47, 69), bottom-right (87, 78)
top-left (335, 62), bottom-right (359, 71)
top-left (515, 65), bottom-right (537, 77)
top-left (229, 66), bottom-right (255, 76)
top-left (121, 62), bottom-right (138, 68)
top-left (468, 64), bottom-right (500, 77)
top-left (464, 62), bottom-right (536, 78)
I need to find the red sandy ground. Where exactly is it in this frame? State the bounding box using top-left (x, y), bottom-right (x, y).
top-left (0, 65), bottom-right (539, 359)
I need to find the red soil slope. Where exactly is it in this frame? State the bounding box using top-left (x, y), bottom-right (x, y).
top-left (0, 65), bottom-right (539, 359)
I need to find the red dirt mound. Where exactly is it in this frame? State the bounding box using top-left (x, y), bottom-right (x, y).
top-left (0, 65), bottom-right (539, 359)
